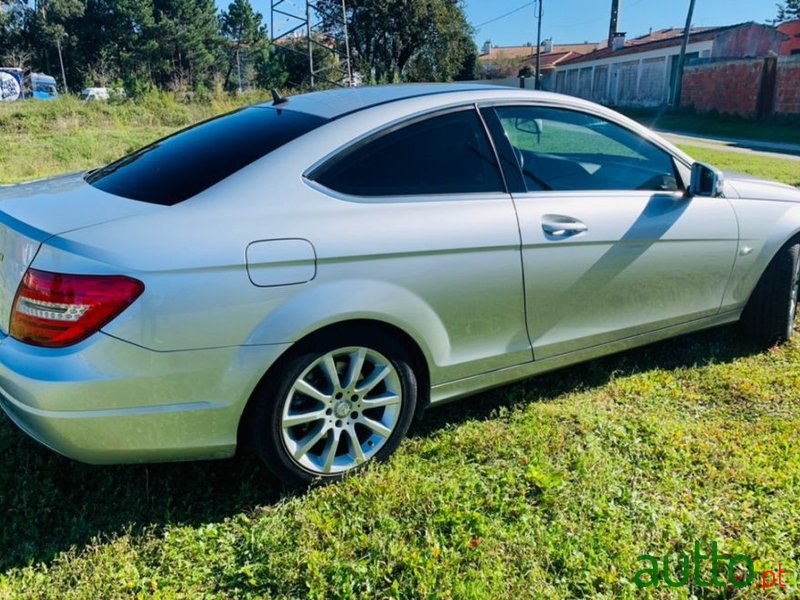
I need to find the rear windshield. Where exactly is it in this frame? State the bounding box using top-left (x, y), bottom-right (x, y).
top-left (86, 106), bottom-right (328, 205)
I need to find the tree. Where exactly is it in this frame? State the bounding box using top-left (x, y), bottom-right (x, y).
top-left (404, 2), bottom-right (478, 82)
top-left (221, 0), bottom-right (269, 91)
top-left (77, 0), bottom-right (158, 92)
top-left (454, 43), bottom-right (480, 81)
top-left (254, 44), bottom-right (289, 90)
top-left (481, 57), bottom-right (523, 80)
top-left (0, 2), bottom-right (26, 62)
top-left (271, 36), bottom-right (339, 88)
top-left (777, 0), bottom-right (800, 21)
top-left (151, 0), bottom-right (221, 91)
top-left (317, 0), bottom-right (476, 84)
top-left (23, 0), bottom-right (86, 91)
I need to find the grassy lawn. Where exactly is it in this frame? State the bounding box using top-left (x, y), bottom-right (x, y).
top-left (678, 145), bottom-right (800, 188)
top-left (623, 108), bottom-right (800, 147)
top-left (1, 328), bottom-right (798, 598)
top-left (0, 93), bottom-right (264, 184)
top-left (0, 98), bottom-right (799, 598)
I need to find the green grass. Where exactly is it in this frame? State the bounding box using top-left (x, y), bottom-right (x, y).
top-left (502, 118), bottom-right (642, 158)
top-left (1, 98), bottom-right (800, 599)
top-left (1, 329), bottom-right (799, 598)
top-left (0, 93), bottom-right (266, 184)
top-left (623, 108), bottom-right (800, 146)
top-left (678, 145), bottom-right (800, 188)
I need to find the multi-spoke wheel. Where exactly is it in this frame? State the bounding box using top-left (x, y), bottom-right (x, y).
top-left (249, 330), bottom-right (418, 486)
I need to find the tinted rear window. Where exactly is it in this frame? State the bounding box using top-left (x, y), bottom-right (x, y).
top-left (86, 106), bottom-right (328, 205)
top-left (312, 109), bottom-right (505, 197)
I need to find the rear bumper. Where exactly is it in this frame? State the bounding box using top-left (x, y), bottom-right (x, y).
top-left (0, 333), bottom-right (291, 464)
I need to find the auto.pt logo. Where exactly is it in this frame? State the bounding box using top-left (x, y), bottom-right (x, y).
top-left (635, 542), bottom-right (787, 590)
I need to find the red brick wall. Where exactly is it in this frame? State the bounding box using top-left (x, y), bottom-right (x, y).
top-left (775, 57), bottom-right (800, 115)
top-left (777, 20), bottom-right (800, 56)
top-left (681, 60), bottom-right (764, 117)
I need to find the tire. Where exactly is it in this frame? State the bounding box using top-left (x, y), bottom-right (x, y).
top-left (741, 238), bottom-right (800, 346)
top-left (248, 329), bottom-right (418, 487)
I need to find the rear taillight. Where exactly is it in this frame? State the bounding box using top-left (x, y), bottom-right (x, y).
top-left (10, 269), bottom-right (144, 348)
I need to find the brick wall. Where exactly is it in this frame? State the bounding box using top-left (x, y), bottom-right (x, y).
top-left (681, 56), bottom-right (800, 117)
top-left (775, 56), bottom-right (800, 115)
top-left (681, 59), bottom-right (764, 117)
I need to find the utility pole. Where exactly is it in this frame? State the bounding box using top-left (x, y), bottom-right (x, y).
top-left (671, 0), bottom-right (697, 108)
top-left (236, 47), bottom-right (243, 93)
top-left (608, 0), bottom-right (620, 46)
top-left (305, 0), bottom-right (315, 87)
top-left (56, 35), bottom-right (68, 94)
top-left (534, 0), bottom-right (543, 90)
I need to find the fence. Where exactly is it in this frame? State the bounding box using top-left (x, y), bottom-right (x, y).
top-left (681, 55), bottom-right (800, 118)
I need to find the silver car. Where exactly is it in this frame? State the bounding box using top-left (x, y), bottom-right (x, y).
top-left (0, 84), bottom-right (798, 486)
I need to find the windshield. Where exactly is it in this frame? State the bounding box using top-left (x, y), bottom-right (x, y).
top-left (86, 106), bottom-right (328, 205)
top-left (34, 83), bottom-right (57, 95)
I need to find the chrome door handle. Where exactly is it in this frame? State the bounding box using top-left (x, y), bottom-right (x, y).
top-left (542, 217), bottom-right (588, 237)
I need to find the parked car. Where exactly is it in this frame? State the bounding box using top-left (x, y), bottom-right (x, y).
top-left (80, 87), bottom-right (110, 101)
top-left (0, 84), bottom-right (798, 486)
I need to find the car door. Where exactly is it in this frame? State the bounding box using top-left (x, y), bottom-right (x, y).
top-left (308, 106), bottom-right (532, 382)
top-left (481, 104), bottom-right (739, 360)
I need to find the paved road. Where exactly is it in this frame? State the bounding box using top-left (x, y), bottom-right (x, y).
top-left (657, 130), bottom-right (800, 162)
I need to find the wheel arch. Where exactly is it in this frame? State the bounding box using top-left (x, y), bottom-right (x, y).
top-left (236, 318), bottom-right (432, 452)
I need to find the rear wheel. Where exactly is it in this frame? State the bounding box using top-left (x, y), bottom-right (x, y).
top-left (249, 331), bottom-right (417, 487)
top-left (741, 238), bottom-right (800, 346)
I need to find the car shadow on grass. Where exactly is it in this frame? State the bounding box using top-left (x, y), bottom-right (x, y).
top-left (0, 425), bottom-right (285, 572)
top-left (0, 324), bottom-right (763, 572)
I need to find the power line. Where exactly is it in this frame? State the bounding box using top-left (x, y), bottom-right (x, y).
top-left (475, 1), bottom-right (536, 30)
top-left (545, 0), bottom-right (651, 30)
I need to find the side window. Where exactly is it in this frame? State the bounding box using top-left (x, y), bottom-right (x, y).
top-left (493, 106), bottom-right (680, 193)
top-left (313, 109), bottom-right (505, 197)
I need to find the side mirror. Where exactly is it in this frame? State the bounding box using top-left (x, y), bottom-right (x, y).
top-left (690, 162), bottom-right (724, 197)
top-left (515, 117), bottom-right (544, 136)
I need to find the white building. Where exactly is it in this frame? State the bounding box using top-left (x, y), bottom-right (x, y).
top-left (555, 23), bottom-right (786, 107)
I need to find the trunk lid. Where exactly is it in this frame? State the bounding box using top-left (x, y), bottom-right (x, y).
top-left (0, 173), bottom-right (161, 334)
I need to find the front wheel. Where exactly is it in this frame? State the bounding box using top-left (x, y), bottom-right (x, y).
top-left (249, 331), bottom-right (417, 487)
top-left (741, 238), bottom-right (800, 346)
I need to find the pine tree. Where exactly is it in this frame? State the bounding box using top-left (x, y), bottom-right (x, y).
top-left (317, 0), bottom-right (478, 84)
top-left (23, 0), bottom-right (86, 91)
top-left (777, 0), bottom-right (800, 21)
top-left (220, 0), bottom-right (268, 91)
top-left (74, 0), bottom-right (157, 93)
top-left (152, 0), bottom-right (220, 91)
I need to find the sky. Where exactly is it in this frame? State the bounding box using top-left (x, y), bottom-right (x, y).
top-left (217, 1), bottom-right (780, 47)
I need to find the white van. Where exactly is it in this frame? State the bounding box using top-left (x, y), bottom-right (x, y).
top-left (80, 87), bottom-right (110, 101)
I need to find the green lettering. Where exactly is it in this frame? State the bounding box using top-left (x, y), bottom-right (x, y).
top-left (729, 554), bottom-right (755, 589)
top-left (663, 552), bottom-right (690, 587)
top-left (634, 555), bottom-right (661, 589)
top-left (693, 541), bottom-right (711, 587)
top-left (711, 542), bottom-right (727, 587)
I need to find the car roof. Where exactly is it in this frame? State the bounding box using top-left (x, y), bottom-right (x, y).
top-left (257, 83), bottom-right (535, 119)
top-left (253, 83), bottom-right (696, 170)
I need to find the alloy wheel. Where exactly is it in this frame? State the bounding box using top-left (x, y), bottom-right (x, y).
top-left (280, 346), bottom-right (403, 475)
